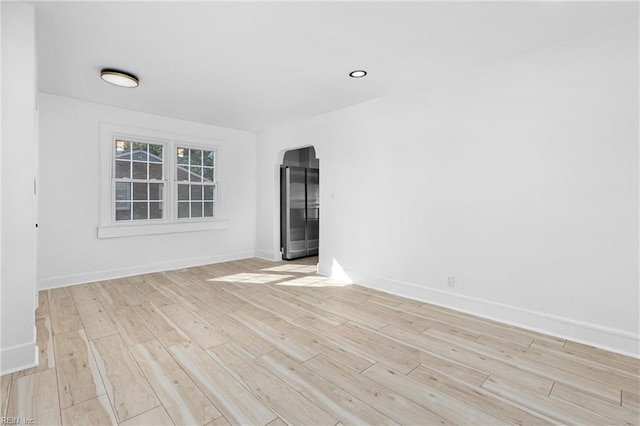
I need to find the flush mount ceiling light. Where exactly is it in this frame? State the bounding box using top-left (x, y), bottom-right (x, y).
top-left (100, 69), bottom-right (139, 88)
top-left (349, 70), bottom-right (367, 78)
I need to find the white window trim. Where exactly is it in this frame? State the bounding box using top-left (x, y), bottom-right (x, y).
top-left (172, 140), bottom-right (219, 221)
top-left (98, 123), bottom-right (228, 239)
top-left (112, 136), bottom-right (169, 225)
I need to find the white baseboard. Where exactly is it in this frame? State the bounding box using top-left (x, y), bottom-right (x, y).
top-left (317, 263), bottom-right (332, 278)
top-left (0, 342), bottom-right (38, 375)
top-left (255, 250), bottom-right (280, 261)
top-left (37, 250), bottom-right (256, 290)
top-left (318, 263), bottom-right (639, 358)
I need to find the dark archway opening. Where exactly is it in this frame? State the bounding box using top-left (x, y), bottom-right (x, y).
top-left (280, 147), bottom-right (319, 260)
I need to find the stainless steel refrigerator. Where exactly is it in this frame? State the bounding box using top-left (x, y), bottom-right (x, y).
top-left (280, 166), bottom-right (319, 260)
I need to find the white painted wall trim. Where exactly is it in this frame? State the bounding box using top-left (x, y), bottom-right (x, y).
top-left (318, 263), bottom-right (640, 358)
top-left (98, 220), bottom-right (229, 239)
top-left (38, 250), bottom-right (255, 289)
top-left (0, 341), bottom-right (38, 375)
top-left (255, 249), bottom-right (279, 261)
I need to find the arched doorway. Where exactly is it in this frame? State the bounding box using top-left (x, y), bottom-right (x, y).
top-left (280, 146), bottom-right (319, 260)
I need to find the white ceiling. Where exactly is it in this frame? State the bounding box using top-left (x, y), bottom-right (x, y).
top-left (34, 1), bottom-right (637, 132)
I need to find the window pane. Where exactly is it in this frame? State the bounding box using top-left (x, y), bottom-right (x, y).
top-left (115, 160), bottom-right (131, 179)
top-left (190, 185), bottom-right (203, 200)
top-left (190, 149), bottom-right (202, 165)
top-left (177, 147), bottom-right (189, 165)
top-left (149, 144), bottom-right (163, 162)
top-left (178, 202), bottom-right (189, 218)
top-left (203, 167), bottom-right (214, 182)
top-left (149, 163), bottom-right (162, 180)
top-left (113, 139), bottom-right (164, 224)
top-left (115, 202), bottom-right (131, 221)
top-left (177, 166), bottom-right (189, 181)
top-left (133, 182), bottom-right (148, 200)
top-left (178, 184), bottom-right (189, 201)
top-left (132, 162), bottom-right (148, 179)
top-left (132, 143), bottom-right (148, 161)
top-left (149, 183), bottom-right (163, 201)
top-left (204, 150), bottom-right (214, 167)
top-left (191, 202), bottom-right (203, 217)
top-left (149, 202), bottom-right (163, 219)
top-left (115, 140), bottom-right (130, 159)
top-left (204, 202), bottom-right (214, 217)
top-left (133, 202), bottom-right (148, 220)
top-left (190, 167), bottom-right (201, 182)
top-left (116, 182), bottom-right (131, 201)
top-left (204, 185), bottom-right (214, 201)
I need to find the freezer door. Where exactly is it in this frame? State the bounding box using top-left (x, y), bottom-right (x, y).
top-left (281, 166), bottom-right (308, 260)
top-left (306, 168), bottom-right (319, 256)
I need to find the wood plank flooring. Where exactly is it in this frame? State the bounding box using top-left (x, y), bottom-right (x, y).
top-left (2, 256), bottom-right (639, 425)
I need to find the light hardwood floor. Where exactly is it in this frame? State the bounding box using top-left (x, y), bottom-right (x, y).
top-left (2, 257), bottom-right (639, 425)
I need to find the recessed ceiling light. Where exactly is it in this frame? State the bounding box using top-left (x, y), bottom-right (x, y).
top-left (349, 70), bottom-right (367, 78)
top-left (100, 69), bottom-right (139, 88)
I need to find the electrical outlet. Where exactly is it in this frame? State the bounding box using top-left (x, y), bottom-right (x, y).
top-left (447, 276), bottom-right (455, 288)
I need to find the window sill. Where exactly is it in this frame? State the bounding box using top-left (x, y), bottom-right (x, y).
top-left (97, 220), bottom-right (229, 239)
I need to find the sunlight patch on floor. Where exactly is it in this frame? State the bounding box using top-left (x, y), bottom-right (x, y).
top-left (261, 264), bottom-right (317, 273)
top-left (208, 273), bottom-right (294, 284)
top-left (305, 280), bottom-right (351, 288)
top-left (275, 276), bottom-right (351, 288)
top-left (275, 276), bottom-right (324, 285)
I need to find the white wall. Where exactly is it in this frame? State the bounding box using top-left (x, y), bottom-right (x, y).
top-left (256, 21), bottom-right (639, 355)
top-left (37, 94), bottom-right (257, 288)
top-left (1, 2), bottom-right (38, 374)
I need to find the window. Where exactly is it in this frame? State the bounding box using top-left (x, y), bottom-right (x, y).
top-left (176, 147), bottom-right (216, 219)
top-left (98, 123), bottom-right (228, 239)
top-left (113, 140), bottom-right (165, 221)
